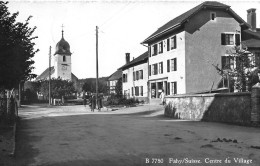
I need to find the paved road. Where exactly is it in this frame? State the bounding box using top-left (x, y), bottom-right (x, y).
top-left (10, 104), bottom-right (260, 165)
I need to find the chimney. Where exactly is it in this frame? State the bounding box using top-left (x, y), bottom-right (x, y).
top-left (125, 53), bottom-right (130, 64)
top-left (247, 8), bottom-right (256, 32)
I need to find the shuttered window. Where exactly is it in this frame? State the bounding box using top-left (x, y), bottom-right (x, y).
top-left (221, 33), bottom-right (237, 45)
top-left (171, 58), bottom-right (177, 71)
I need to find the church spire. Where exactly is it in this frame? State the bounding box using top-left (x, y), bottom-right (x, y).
top-left (61, 24), bottom-right (64, 38)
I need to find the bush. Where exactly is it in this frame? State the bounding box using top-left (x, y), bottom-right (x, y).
top-left (105, 95), bottom-right (139, 106)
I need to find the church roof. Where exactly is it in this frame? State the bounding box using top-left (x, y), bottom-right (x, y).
top-left (54, 30), bottom-right (72, 56)
top-left (36, 67), bottom-right (55, 81)
top-left (36, 66), bottom-right (78, 81)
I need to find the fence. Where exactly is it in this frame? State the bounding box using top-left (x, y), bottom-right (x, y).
top-left (0, 97), bottom-right (18, 125)
top-left (164, 84), bottom-right (260, 126)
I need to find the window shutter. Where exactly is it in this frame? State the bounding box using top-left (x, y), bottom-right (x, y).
top-left (174, 36), bottom-right (177, 49)
top-left (174, 58), bottom-right (177, 71)
top-left (221, 33), bottom-right (226, 45)
top-left (167, 60), bottom-right (170, 72)
top-left (161, 62), bottom-right (163, 74)
top-left (149, 65), bottom-right (151, 76)
top-left (221, 56), bottom-right (226, 69)
top-left (167, 39), bottom-right (170, 51)
top-left (155, 64), bottom-right (158, 75)
top-left (174, 82), bottom-right (177, 94)
top-left (235, 34), bottom-right (240, 46)
top-left (140, 70), bottom-right (143, 79)
top-left (148, 46), bottom-right (151, 57)
top-left (133, 71), bottom-right (135, 81)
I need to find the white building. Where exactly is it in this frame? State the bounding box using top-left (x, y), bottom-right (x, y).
top-left (120, 52), bottom-right (149, 102)
top-left (141, 1), bottom-right (249, 102)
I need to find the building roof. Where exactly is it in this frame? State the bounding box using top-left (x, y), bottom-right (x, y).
top-left (243, 29), bottom-right (260, 39)
top-left (108, 69), bottom-right (122, 81)
top-left (36, 66), bottom-right (78, 81)
top-left (142, 1), bottom-right (249, 44)
top-left (119, 51), bottom-right (148, 70)
top-left (36, 67), bottom-right (55, 81)
top-left (242, 38), bottom-right (260, 48)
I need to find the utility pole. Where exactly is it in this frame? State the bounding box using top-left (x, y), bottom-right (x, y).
top-left (96, 26), bottom-right (99, 108)
top-left (49, 46), bottom-right (52, 105)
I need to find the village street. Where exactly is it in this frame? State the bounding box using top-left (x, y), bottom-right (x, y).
top-left (6, 104), bottom-right (260, 166)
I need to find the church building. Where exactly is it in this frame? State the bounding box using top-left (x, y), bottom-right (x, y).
top-left (36, 29), bottom-right (78, 82)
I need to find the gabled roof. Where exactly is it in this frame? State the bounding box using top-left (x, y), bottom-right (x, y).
top-left (119, 51), bottom-right (148, 70)
top-left (108, 69), bottom-right (122, 81)
top-left (36, 66), bottom-right (55, 81)
top-left (142, 1), bottom-right (249, 44)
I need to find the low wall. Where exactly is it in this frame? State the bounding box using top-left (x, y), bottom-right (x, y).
top-left (165, 92), bottom-right (251, 125)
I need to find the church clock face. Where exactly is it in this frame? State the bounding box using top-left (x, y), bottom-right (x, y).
top-left (62, 65), bottom-right (67, 70)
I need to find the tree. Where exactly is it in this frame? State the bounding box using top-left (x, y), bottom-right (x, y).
top-left (81, 77), bottom-right (108, 95)
top-left (115, 78), bottom-right (122, 97)
top-left (39, 78), bottom-right (75, 99)
top-left (213, 46), bottom-right (259, 92)
top-left (0, 1), bottom-right (38, 91)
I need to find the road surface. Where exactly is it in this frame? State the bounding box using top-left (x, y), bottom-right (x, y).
top-left (5, 104), bottom-right (260, 166)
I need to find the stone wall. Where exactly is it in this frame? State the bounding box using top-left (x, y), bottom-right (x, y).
top-left (164, 92), bottom-right (252, 125)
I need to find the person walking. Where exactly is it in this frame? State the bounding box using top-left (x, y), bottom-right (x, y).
top-left (160, 90), bottom-right (165, 105)
top-left (97, 95), bottom-right (103, 112)
top-left (91, 95), bottom-right (96, 112)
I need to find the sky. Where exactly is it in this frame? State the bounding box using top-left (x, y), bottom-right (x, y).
top-left (7, 0), bottom-right (260, 79)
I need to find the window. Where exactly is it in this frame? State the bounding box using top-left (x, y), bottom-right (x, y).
top-left (148, 46), bottom-right (151, 57)
top-left (135, 86), bottom-right (139, 96)
top-left (171, 58), bottom-right (177, 71)
top-left (210, 12), bottom-right (216, 21)
top-left (63, 56), bottom-right (66, 62)
top-left (222, 56), bottom-right (234, 70)
top-left (153, 63), bottom-right (158, 75)
top-left (170, 36), bottom-right (177, 49)
top-left (158, 41), bottom-right (163, 54)
top-left (132, 87), bottom-right (134, 96)
top-left (136, 71), bottom-right (139, 80)
top-left (133, 71), bottom-right (135, 81)
top-left (159, 62), bottom-right (163, 74)
top-left (152, 44), bottom-right (158, 56)
top-left (140, 86), bottom-right (143, 96)
top-left (123, 74), bottom-right (128, 82)
top-left (255, 52), bottom-right (260, 67)
top-left (167, 60), bottom-right (170, 72)
top-left (221, 33), bottom-right (240, 46)
top-left (171, 82), bottom-right (177, 95)
top-left (221, 33), bottom-right (234, 45)
top-left (140, 70), bottom-right (143, 79)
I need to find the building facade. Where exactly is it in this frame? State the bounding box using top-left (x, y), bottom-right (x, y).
top-left (142, 1), bottom-right (250, 100)
top-left (120, 52), bottom-right (149, 102)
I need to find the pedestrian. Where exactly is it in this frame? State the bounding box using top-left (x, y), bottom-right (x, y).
top-left (160, 90), bottom-right (165, 105)
top-left (83, 96), bottom-right (86, 107)
top-left (97, 95), bottom-right (103, 112)
top-left (91, 95), bottom-right (96, 112)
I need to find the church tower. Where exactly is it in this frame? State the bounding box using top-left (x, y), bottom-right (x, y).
top-left (53, 28), bottom-right (72, 80)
